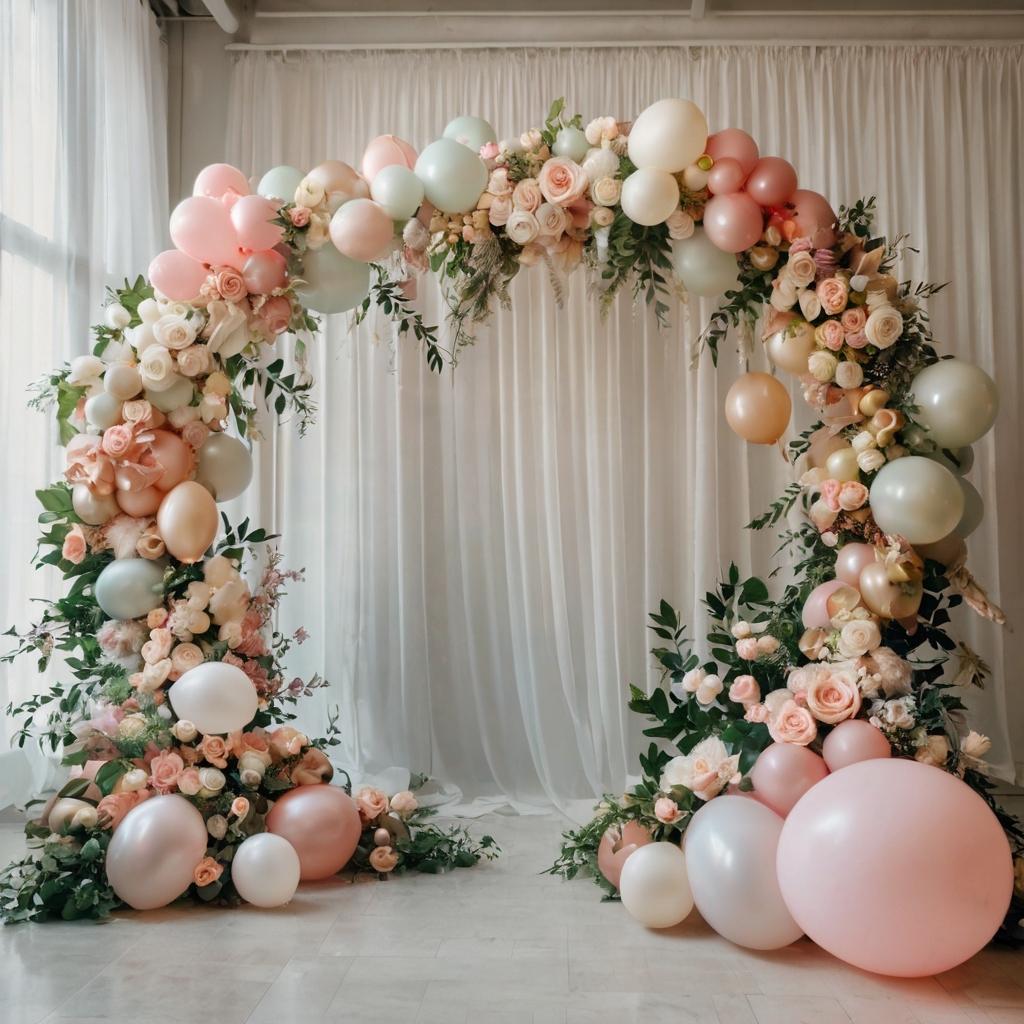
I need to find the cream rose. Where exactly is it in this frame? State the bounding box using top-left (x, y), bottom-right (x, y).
top-left (488, 195), bottom-right (513, 228)
top-left (864, 305), bottom-right (903, 349)
top-left (914, 733), bottom-right (950, 767)
top-left (666, 208), bottom-right (694, 241)
top-left (797, 289), bottom-right (822, 322)
top-left (757, 636), bottom-right (780, 655)
top-left (660, 736), bottom-right (740, 800)
top-left (171, 642), bottom-right (204, 675)
top-left (176, 344), bottom-right (212, 378)
top-left (590, 177), bottom-right (622, 208)
top-left (592, 206), bottom-right (614, 228)
top-left (787, 251), bottom-right (817, 289)
top-left (487, 168), bottom-right (512, 198)
top-left (681, 667), bottom-right (706, 693)
top-left (834, 361), bottom-right (864, 389)
top-left (198, 767), bottom-right (226, 795)
top-left (153, 314), bottom-right (197, 351)
top-left (535, 203), bottom-right (569, 237)
top-left (695, 674), bottom-right (724, 706)
top-left (805, 666), bottom-right (862, 724)
top-left (390, 791), bottom-right (419, 817)
top-left (538, 157), bottom-right (588, 207)
top-left (172, 720), bottom-right (198, 743)
top-left (505, 210), bottom-right (541, 246)
top-left (139, 346), bottom-right (176, 390)
top-left (511, 178), bottom-right (543, 213)
top-left (768, 699), bottom-right (818, 745)
top-left (857, 447), bottom-right (886, 473)
top-left (295, 177), bottom-right (325, 209)
top-left (839, 619), bottom-right (882, 658)
top-left (807, 350), bottom-right (838, 382)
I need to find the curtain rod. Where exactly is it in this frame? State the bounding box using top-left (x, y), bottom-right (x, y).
top-left (226, 40), bottom-right (1024, 51)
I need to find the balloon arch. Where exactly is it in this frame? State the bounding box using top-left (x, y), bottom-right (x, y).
top-left (3, 96), bottom-right (1021, 973)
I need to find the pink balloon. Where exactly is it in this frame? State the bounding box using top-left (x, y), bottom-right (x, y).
top-left (788, 189), bottom-right (839, 249)
top-left (707, 156), bottom-right (747, 196)
top-left (745, 157), bottom-right (798, 207)
top-left (703, 192), bottom-right (764, 253)
top-left (193, 163), bottom-right (250, 202)
top-left (834, 543), bottom-right (879, 587)
top-left (801, 579), bottom-right (847, 628)
top-left (750, 743), bottom-right (829, 817)
top-left (169, 196), bottom-right (243, 269)
top-left (266, 784), bottom-right (362, 881)
top-left (822, 720), bottom-right (892, 772)
top-left (150, 429), bottom-right (193, 492)
top-left (148, 250), bottom-right (209, 302)
top-left (596, 821), bottom-right (653, 891)
top-left (777, 759), bottom-right (1013, 976)
top-left (705, 129), bottom-right (759, 176)
top-left (361, 135), bottom-right (418, 184)
top-left (115, 485), bottom-right (163, 517)
top-left (243, 250), bottom-right (288, 295)
top-left (329, 198), bottom-right (395, 263)
top-left (230, 194), bottom-right (285, 254)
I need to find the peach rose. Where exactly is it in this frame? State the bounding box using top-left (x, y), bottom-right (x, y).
top-left (62, 524), bottom-right (88, 564)
top-left (150, 749), bottom-right (185, 793)
top-left (171, 642), bottom-right (204, 676)
top-left (290, 747), bottom-right (334, 786)
top-left (177, 767), bottom-right (202, 795)
top-left (815, 319), bottom-right (846, 352)
top-left (215, 269), bottom-right (247, 303)
top-left (147, 609), bottom-right (168, 631)
top-left (197, 734), bottom-right (231, 768)
top-left (820, 478), bottom-right (843, 512)
top-left (654, 796), bottom-right (683, 825)
top-left (768, 699), bottom-right (818, 745)
top-left (728, 675), bottom-right (761, 709)
top-left (230, 796), bottom-right (250, 818)
top-left (488, 195), bottom-right (513, 227)
top-left (96, 789), bottom-right (150, 830)
top-left (538, 157), bottom-right (588, 207)
top-left (744, 703), bottom-right (770, 724)
top-left (390, 791), bottom-right (419, 817)
top-left (354, 786), bottom-right (389, 823)
top-left (230, 730), bottom-right (273, 767)
top-left (194, 856), bottom-right (224, 887)
top-left (736, 638), bottom-right (760, 661)
top-left (290, 206), bottom-right (311, 227)
top-left (511, 178), bottom-right (543, 213)
top-left (535, 202), bottom-right (570, 237)
top-left (369, 846), bottom-right (399, 873)
top-left (837, 481), bottom-right (869, 511)
top-left (786, 251), bottom-right (817, 289)
top-left (141, 628), bottom-right (173, 665)
top-left (817, 277), bottom-right (849, 315)
top-left (101, 425), bottom-right (136, 459)
top-left (260, 295), bottom-right (292, 334)
top-left (841, 306), bottom-right (867, 333)
top-left (137, 529), bottom-right (166, 559)
top-left (805, 666), bottom-right (862, 724)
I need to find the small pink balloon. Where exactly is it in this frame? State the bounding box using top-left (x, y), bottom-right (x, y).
top-left (751, 743), bottom-right (829, 817)
top-left (361, 135), bottom-right (418, 184)
top-left (788, 189), bottom-right (839, 249)
top-left (116, 485), bottom-right (163, 517)
top-left (703, 191), bottom-right (764, 253)
top-left (242, 250), bottom-right (288, 295)
top-left (596, 821), bottom-right (653, 891)
top-left (801, 579), bottom-right (847, 629)
top-left (329, 198), bottom-right (395, 263)
top-left (150, 430), bottom-right (193, 492)
top-left (834, 543), bottom-right (879, 587)
top-left (230, 194), bottom-right (285, 254)
top-left (266, 784), bottom-right (362, 881)
top-left (745, 157), bottom-right (798, 207)
top-left (169, 196), bottom-right (243, 269)
top-left (707, 156), bottom-right (747, 196)
top-left (148, 250), bottom-right (209, 302)
top-left (193, 163), bottom-right (250, 204)
top-left (822, 720), bottom-right (892, 772)
top-left (705, 129), bottom-right (760, 176)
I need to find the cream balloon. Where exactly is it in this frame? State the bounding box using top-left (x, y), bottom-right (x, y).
top-left (618, 842), bottom-right (694, 929)
top-left (910, 358), bottom-right (999, 448)
top-left (765, 321), bottom-right (816, 377)
top-left (834, 543), bottom-right (878, 587)
top-left (105, 795), bottom-right (208, 910)
top-left (825, 446), bottom-right (861, 483)
top-left (94, 558), bottom-right (165, 620)
top-left (869, 457), bottom-right (965, 545)
top-left (157, 481), bottom-right (219, 563)
top-left (955, 477), bottom-right (984, 538)
top-left (167, 661), bottom-right (259, 735)
top-left (725, 372), bottom-right (792, 445)
top-left (858, 562), bottom-right (922, 620)
top-left (619, 168), bottom-right (680, 226)
top-left (194, 433), bottom-right (254, 502)
top-left (628, 98), bottom-right (708, 173)
top-left (84, 392), bottom-right (123, 430)
top-left (47, 798), bottom-right (95, 833)
top-left (72, 483), bottom-right (121, 526)
top-left (670, 227), bottom-right (740, 297)
top-left (231, 833), bottom-right (302, 908)
top-left (103, 363), bottom-right (143, 401)
top-left (145, 375), bottom-right (195, 413)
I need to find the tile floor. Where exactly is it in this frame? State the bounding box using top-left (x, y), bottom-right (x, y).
top-left (1, 812), bottom-right (1023, 1024)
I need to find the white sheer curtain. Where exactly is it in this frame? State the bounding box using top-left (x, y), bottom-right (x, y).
top-left (0, 0), bottom-right (169, 803)
top-left (224, 45), bottom-right (1018, 808)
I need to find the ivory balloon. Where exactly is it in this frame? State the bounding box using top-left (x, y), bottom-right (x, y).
top-left (910, 359), bottom-right (999, 448)
top-left (231, 833), bottom-right (302, 908)
top-left (329, 199), bottom-right (395, 263)
top-left (150, 430), bottom-right (193, 491)
top-left (370, 164), bottom-right (425, 221)
top-left (618, 842), bottom-right (693, 929)
top-left (266, 784), bottom-right (362, 881)
top-left (48, 798), bottom-right (96, 833)
top-left (106, 795), bottom-right (209, 910)
top-left (703, 191), bottom-right (764, 253)
top-left (685, 797), bottom-right (803, 949)
top-left (596, 821), bottom-right (654, 891)
top-left (627, 98), bottom-right (708, 173)
top-left (72, 483), bottom-right (121, 526)
top-left (293, 243), bottom-right (371, 315)
top-left (307, 160), bottom-right (370, 204)
top-left (94, 558), bottom-right (165, 620)
top-left (834, 543), bottom-right (878, 587)
top-left (955, 477), bottom-right (984, 538)
top-left (777, 759), bottom-right (1013, 976)
top-left (725, 372), bottom-right (791, 445)
top-left (620, 168), bottom-right (680, 226)
top-left (115, 485), bottom-right (164, 518)
top-left (825, 446), bottom-right (861, 483)
top-left (103, 363), bottom-right (143, 402)
top-left (869, 457), bottom-right (965, 545)
top-left (821, 720), bottom-right (892, 772)
top-left (194, 432), bottom-right (254, 502)
top-left (167, 661), bottom-right (259, 735)
top-left (257, 165), bottom-right (306, 202)
top-left (671, 227), bottom-right (740, 297)
top-left (858, 562), bottom-right (922, 620)
top-left (85, 392), bottom-right (124, 430)
top-left (766, 321), bottom-right (815, 376)
top-left (705, 129), bottom-right (759, 176)
top-left (788, 189), bottom-right (838, 249)
top-left (442, 116), bottom-right (497, 155)
top-left (414, 139), bottom-right (488, 215)
top-left (157, 480), bottom-right (219, 563)
top-left (750, 744), bottom-right (829, 817)
top-left (915, 532), bottom-right (967, 569)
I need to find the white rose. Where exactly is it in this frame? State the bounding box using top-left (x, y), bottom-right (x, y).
top-left (206, 814), bottom-right (228, 839)
top-left (581, 147), bottom-right (620, 185)
top-left (666, 208), bottom-right (694, 241)
top-left (294, 176), bottom-right (325, 209)
top-left (857, 447), bottom-right (886, 473)
top-left (160, 300), bottom-right (192, 318)
top-left (172, 720), bottom-right (198, 743)
top-left (238, 750), bottom-right (270, 774)
top-left (505, 210), bottom-right (541, 245)
top-left (535, 203), bottom-right (569, 237)
top-left (139, 346), bottom-right (176, 390)
top-left (204, 301), bottom-right (250, 359)
top-left (239, 768), bottom-right (262, 787)
top-left (590, 177), bottom-right (622, 208)
top-left (104, 303), bottom-right (131, 330)
top-left (137, 298), bottom-right (161, 324)
top-left (757, 635), bottom-right (780, 655)
top-left (834, 360), bottom-right (864, 389)
top-left (682, 667), bottom-right (707, 693)
top-left (864, 305), bottom-right (903, 349)
top-left (961, 731), bottom-right (991, 759)
top-left (67, 355), bottom-right (105, 391)
top-left (176, 344), bottom-right (212, 378)
top-left (839, 619), bottom-right (882, 658)
top-left (770, 277), bottom-right (799, 312)
top-left (695, 674), bottom-right (724, 705)
top-left (787, 251), bottom-right (818, 289)
top-left (121, 768), bottom-right (150, 792)
top-left (198, 767), bottom-right (226, 794)
top-left (797, 289), bottom-right (822, 322)
top-left (731, 621), bottom-right (753, 639)
top-left (807, 350), bottom-right (838, 382)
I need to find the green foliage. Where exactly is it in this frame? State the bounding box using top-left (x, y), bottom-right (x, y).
top-left (394, 824), bottom-right (500, 874)
top-left (599, 210), bottom-right (675, 330)
top-left (539, 96), bottom-right (583, 148)
top-left (358, 266), bottom-right (445, 373)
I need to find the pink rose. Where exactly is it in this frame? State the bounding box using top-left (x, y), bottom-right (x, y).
top-left (369, 846), bottom-right (399, 873)
top-left (97, 789), bottom-right (150, 830)
top-left (194, 856), bottom-right (224, 887)
top-left (197, 734), bottom-right (231, 768)
top-left (787, 667), bottom-right (814, 695)
top-left (768, 699), bottom-right (818, 745)
top-left (260, 295), bottom-right (292, 334)
top-left (844, 330), bottom-right (868, 350)
top-left (841, 306), bottom-right (867, 333)
top-left (170, 642), bottom-right (204, 676)
top-left (745, 703), bottom-right (770, 724)
top-left (511, 178), bottom-right (543, 213)
top-left (269, 726), bottom-right (307, 759)
top-left (805, 667), bottom-right (862, 724)
top-left (390, 791), bottom-right (419, 817)
top-left (147, 608), bottom-right (169, 629)
top-left (728, 675), bottom-right (761, 708)
top-left (654, 796), bottom-right (683, 825)
top-left (150, 750), bottom-right (185, 793)
top-left (479, 141), bottom-right (500, 161)
top-left (354, 786), bottom-right (389, 823)
top-left (538, 157), bottom-right (588, 207)
top-left (122, 400), bottom-right (161, 427)
top-left (229, 730), bottom-right (273, 767)
top-left (181, 420), bottom-right (210, 450)
top-left (817, 319), bottom-right (846, 352)
top-left (816, 277), bottom-right (849, 315)
top-left (141, 628), bottom-right (173, 665)
top-left (820, 478), bottom-right (843, 512)
top-left (735, 638), bottom-right (760, 661)
top-left (838, 481), bottom-right (869, 511)
top-left (215, 268), bottom-right (247, 303)
top-left (62, 524), bottom-right (88, 564)
top-left (488, 195), bottom-right (513, 227)
top-left (230, 796), bottom-right (250, 818)
top-left (101, 425), bottom-right (136, 459)
top-left (177, 767), bottom-right (202, 795)
top-left (290, 206), bottom-right (311, 227)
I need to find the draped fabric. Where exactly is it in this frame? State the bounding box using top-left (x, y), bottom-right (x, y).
top-left (0, 0), bottom-right (169, 801)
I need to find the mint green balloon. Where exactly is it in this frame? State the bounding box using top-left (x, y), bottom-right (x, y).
top-left (672, 227), bottom-right (740, 297)
top-left (552, 127), bottom-right (590, 162)
top-left (95, 558), bottom-right (165, 621)
top-left (442, 115), bottom-right (497, 154)
top-left (414, 139), bottom-right (488, 215)
top-left (293, 244), bottom-right (370, 315)
top-left (257, 165), bottom-right (305, 203)
top-left (370, 165), bottom-right (425, 220)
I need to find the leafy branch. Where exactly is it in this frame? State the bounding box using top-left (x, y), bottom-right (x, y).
top-left (358, 266), bottom-right (445, 373)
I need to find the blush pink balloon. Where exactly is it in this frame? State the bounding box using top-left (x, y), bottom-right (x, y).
top-left (801, 579), bottom-right (847, 629)
top-left (703, 192), bottom-right (764, 253)
top-left (169, 196), bottom-right (242, 269)
top-left (705, 129), bottom-right (760, 176)
top-left (329, 198), bottom-right (395, 263)
top-left (777, 759), bottom-right (1013, 976)
top-left (243, 250), bottom-right (288, 295)
top-left (707, 156), bottom-right (747, 195)
top-left (822, 720), bottom-right (892, 772)
top-left (149, 430), bottom-right (193, 492)
top-left (596, 821), bottom-right (653, 891)
top-left (834, 543), bottom-right (879, 587)
top-left (307, 160), bottom-right (370, 205)
top-left (193, 163), bottom-right (251, 202)
top-left (148, 250), bottom-right (209, 302)
top-left (788, 189), bottom-right (839, 249)
top-left (361, 135), bottom-right (418, 183)
top-left (230, 194), bottom-right (285, 254)
top-left (116, 485), bottom-right (163, 517)
top-left (745, 157), bottom-right (798, 208)
top-left (750, 743), bottom-right (829, 817)
top-left (266, 784), bottom-right (362, 881)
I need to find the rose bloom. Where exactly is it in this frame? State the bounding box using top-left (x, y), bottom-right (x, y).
top-left (815, 320), bottom-right (846, 352)
top-left (736, 638), bottom-right (760, 661)
top-left (289, 206), bottom-right (311, 227)
top-left (150, 749), bottom-right (185, 793)
top-left (805, 666), bottom-right (862, 724)
top-left (534, 202), bottom-right (569, 237)
top-left (511, 178), bottom-right (543, 212)
top-left (835, 361), bottom-right (864, 390)
top-left (231, 730), bottom-right (273, 767)
top-left (505, 209), bottom-right (541, 245)
top-left (139, 346), bottom-right (175, 389)
top-left (177, 766), bottom-right (202, 795)
top-left (171, 642), bottom-right (204, 677)
top-left (390, 791), bottom-right (419, 817)
top-left (838, 481), bottom-right (869, 511)
top-left (97, 789), bottom-right (150, 830)
top-left (682, 667), bottom-right (706, 693)
top-left (354, 786), bottom-right (389, 823)
top-left (369, 846), bottom-right (399, 873)
top-left (592, 206), bottom-right (614, 228)
top-left (176, 344), bottom-right (211, 378)
top-left (260, 295), bottom-right (292, 334)
top-left (745, 703), bottom-right (770, 723)
top-left (728, 675), bottom-right (761, 708)
top-left (817, 277), bottom-right (849, 315)
top-left (538, 157), bottom-right (588, 207)
top-left (488, 195), bottom-right (513, 228)
top-left (581, 147), bottom-right (619, 185)
top-left (198, 766), bottom-right (226, 795)
top-left (757, 635), bottom-right (780, 655)
top-left (654, 796), bottom-right (683, 825)
top-left (269, 726), bottom-right (308, 759)
top-left (695, 674), bottom-right (724, 706)
top-left (230, 796), bottom-right (250, 818)
top-left (768, 699), bottom-right (818, 745)
top-left (290, 747), bottom-right (334, 786)
top-left (487, 167), bottom-right (513, 197)
top-left (62, 524), bottom-right (88, 564)
top-left (585, 116), bottom-right (618, 145)
top-left (864, 305), bottom-right (903, 349)
top-left (839, 619), bottom-right (881, 658)
top-left (914, 733), bottom-right (950, 767)
top-left (181, 420), bottom-right (210, 450)
top-left (841, 306), bottom-right (868, 333)
top-left (807, 350), bottom-right (838, 382)
top-left (194, 856), bottom-right (224, 888)
top-left (786, 251), bottom-right (817, 289)
top-left (197, 734), bottom-right (231, 768)
top-left (214, 269), bottom-right (246, 303)
top-left (295, 176), bottom-right (325, 208)
top-left (153, 313), bottom-right (197, 350)
top-left (660, 736), bottom-right (740, 801)
top-left (666, 208), bottom-right (695, 241)
top-left (590, 176), bottom-right (622, 208)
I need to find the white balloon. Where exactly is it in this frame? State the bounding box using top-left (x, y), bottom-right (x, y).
top-left (103, 363), bottom-right (143, 401)
top-left (671, 227), bottom-right (740, 297)
top-left (620, 168), bottom-right (680, 227)
top-left (94, 558), bottom-right (166, 620)
top-left (194, 433), bottom-right (254, 502)
top-left (923, 444), bottom-right (974, 476)
top-left (232, 833), bottom-right (302, 908)
top-left (84, 391), bottom-right (124, 430)
top-left (956, 477), bottom-right (984, 538)
top-left (869, 457), bottom-right (965, 545)
top-left (684, 796), bottom-right (803, 950)
top-left (618, 842), bottom-right (694, 929)
top-left (628, 98), bottom-right (708, 173)
top-left (910, 358), bottom-right (999, 448)
top-left (167, 661), bottom-right (259, 736)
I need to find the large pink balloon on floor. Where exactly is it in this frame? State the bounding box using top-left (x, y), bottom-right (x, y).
top-left (266, 784), bottom-right (362, 881)
top-left (788, 189), bottom-right (838, 249)
top-left (193, 163), bottom-right (250, 202)
top-left (170, 196), bottom-right (242, 269)
top-left (149, 250), bottom-right (209, 302)
top-left (822, 720), bottom-right (892, 772)
top-left (361, 135), bottom-right (418, 183)
top-left (705, 129), bottom-right (759, 176)
top-left (745, 157), bottom-right (798, 208)
top-left (230, 194), bottom-right (285, 254)
top-left (596, 821), bottom-right (653, 890)
top-left (750, 743), bottom-right (829, 817)
top-left (777, 759), bottom-right (1013, 976)
top-left (703, 192), bottom-right (764, 253)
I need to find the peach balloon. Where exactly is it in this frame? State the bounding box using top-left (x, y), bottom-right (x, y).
top-left (596, 821), bottom-right (654, 891)
top-left (230, 194), bottom-right (285, 254)
top-left (242, 250), bottom-right (288, 295)
top-left (156, 480), bottom-right (219, 563)
top-left (822, 720), bottom-right (892, 772)
top-left (777, 758), bottom-right (1013, 976)
top-left (834, 543), bottom-right (878, 587)
top-left (915, 533), bottom-right (967, 569)
top-left (150, 429), bottom-right (193, 492)
top-left (707, 156), bottom-right (746, 195)
top-left (750, 743), bottom-right (829, 817)
top-left (858, 562), bottom-right (922, 620)
top-left (329, 199), bottom-right (395, 263)
top-left (705, 129), bottom-right (759, 176)
top-left (266, 784), bottom-right (362, 881)
top-left (703, 191), bottom-right (765, 253)
top-left (788, 189), bottom-right (838, 249)
top-left (116, 485), bottom-right (164, 518)
top-left (361, 135), bottom-right (418, 183)
top-left (72, 484), bottom-right (121, 525)
top-left (745, 157), bottom-right (798, 208)
top-left (725, 372), bottom-right (792, 445)
top-left (765, 321), bottom-right (816, 377)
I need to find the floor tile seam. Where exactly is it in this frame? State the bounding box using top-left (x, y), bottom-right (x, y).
top-left (242, 952), bottom-right (352, 1023)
